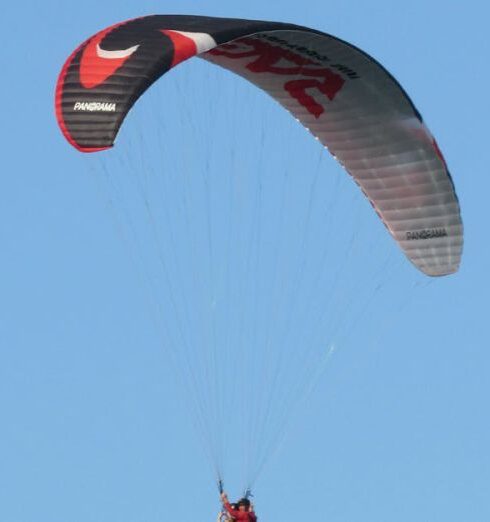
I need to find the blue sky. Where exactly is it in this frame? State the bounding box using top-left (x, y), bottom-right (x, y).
top-left (0, 1), bottom-right (488, 521)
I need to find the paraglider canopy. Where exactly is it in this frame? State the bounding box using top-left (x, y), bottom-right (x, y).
top-left (55, 14), bottom-right (464, 496)
top-left (55, 14), bottom-right (463, 277)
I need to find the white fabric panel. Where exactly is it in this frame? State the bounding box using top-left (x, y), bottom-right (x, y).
top-left (202, 30), bottom-right (463, 276)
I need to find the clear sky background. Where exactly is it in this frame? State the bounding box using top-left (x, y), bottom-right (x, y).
top-left (0, 1), bottom-right (488, 521)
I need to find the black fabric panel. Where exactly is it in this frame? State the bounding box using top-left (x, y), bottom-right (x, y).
top-left (57, 16), bottom-right (305, 150)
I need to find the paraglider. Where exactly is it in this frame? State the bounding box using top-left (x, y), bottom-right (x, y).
top-left (220, 492), bottom-right (257, 522)
top-left (55, 13), bottom-right (463, 509)
top-left (55, 14), bottom-right (463, 277)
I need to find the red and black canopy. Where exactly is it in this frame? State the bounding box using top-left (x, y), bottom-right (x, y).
top-left (55, 15), bottom-right (463, 276)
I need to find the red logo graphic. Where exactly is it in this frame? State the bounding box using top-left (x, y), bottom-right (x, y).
top-left (161, 30), bottom-right (199, 67)
top-left (80, 25), bottom-right (140, 89)
top-left (209, 38), bottom-right (345, 118)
